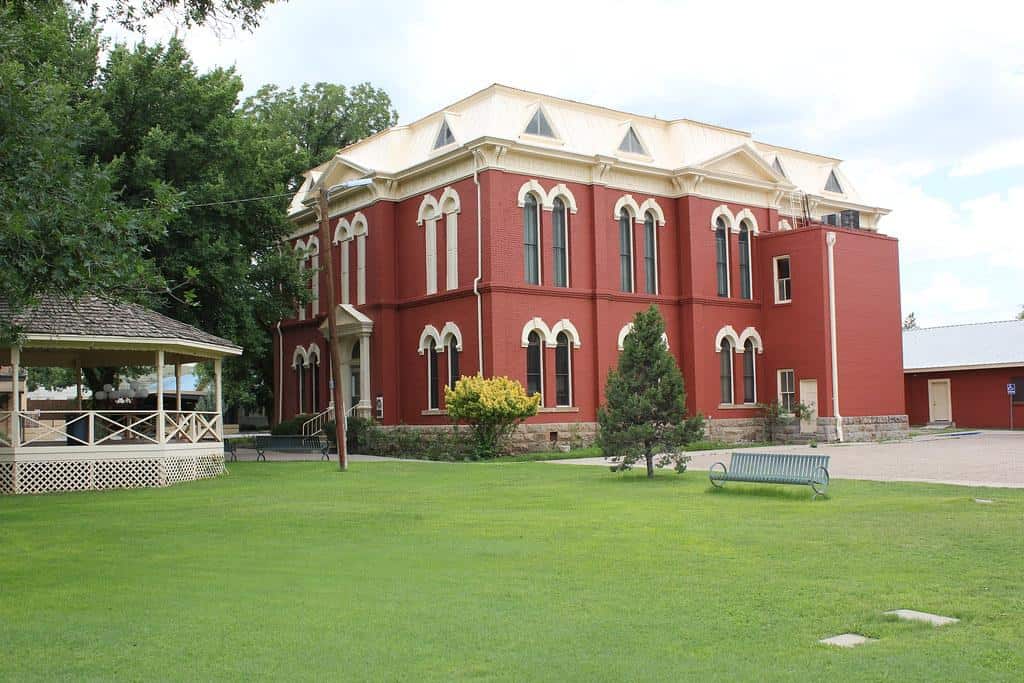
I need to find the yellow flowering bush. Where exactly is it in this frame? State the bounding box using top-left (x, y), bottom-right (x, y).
top-left (444, 375), bottom-right (540, 458)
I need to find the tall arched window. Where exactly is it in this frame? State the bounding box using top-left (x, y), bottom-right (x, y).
top-left (350, 341), bottom-right (361, 410)
top-left (720, 338), bottom-right (734, 404)
top-left (447, 337), bottom-right (460, 388)
top-left (427, 339), bottom-right (439, 410)
top-left (552, 197), bottom-right (569, 287)
top-left (738, 223), bottom-right (752, 299)
top-left (526, 330), bottom-right (543, 399)
top-left (295, 362), bottom-right (305, 414)
top-left (523, 193), bottom-right (541, 284)
top-left (715, 217), bottom-right (729, 297)
top-left (743, 340), bottom-right (756, 404)
top-left (555, 331), bottom-right (572, 406)
top-left (643, 211), bottom-right (658, 294)
top-left (619, 209), bottom-right (634, 292)
top-left (310, 353), bottom-right (320, 413)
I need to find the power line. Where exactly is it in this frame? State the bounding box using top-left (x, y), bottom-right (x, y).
top-left (130, 191), bottom-right (296, 212)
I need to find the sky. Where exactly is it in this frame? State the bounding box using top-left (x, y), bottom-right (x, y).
top-left (114, 0), bottom-right (1024, 327)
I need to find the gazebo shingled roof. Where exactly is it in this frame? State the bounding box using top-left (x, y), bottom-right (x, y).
top-left (0, 296), bottom-right (240, 351)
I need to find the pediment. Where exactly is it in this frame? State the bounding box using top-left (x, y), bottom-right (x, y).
top-left (319, 156), bottom-right (373, 191)
top-left (695, 145), bottom-right (785, 184)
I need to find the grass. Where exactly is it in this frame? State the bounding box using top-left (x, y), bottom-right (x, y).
top-left (2, 462), bottom-right (1022, 681)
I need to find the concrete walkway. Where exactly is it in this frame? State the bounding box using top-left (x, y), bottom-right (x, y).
top-left (546, 431), bottom-right (1024, 488)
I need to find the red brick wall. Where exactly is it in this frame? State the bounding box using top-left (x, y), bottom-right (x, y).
top-left (906, 367), bottom-right (1024, 428)
top-left (276, 168), bottom-right (906, 428)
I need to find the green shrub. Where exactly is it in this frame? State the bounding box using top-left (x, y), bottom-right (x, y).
top-left (271, 414), bottom-right (314, 436)
top-left (361, 424), bottom-right (474, 461)
top-left (444, 375), bottom-right (540, 459)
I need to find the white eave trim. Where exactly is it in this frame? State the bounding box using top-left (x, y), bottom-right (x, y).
top-left (21, 333), bottom-right (243, 358)
top-left (905, 361), bottom-right (1024, 373)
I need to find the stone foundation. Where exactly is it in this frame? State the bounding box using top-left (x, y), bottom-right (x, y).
top-left (376, 422), bottom-right (598, 453)
top-left (773, 414), bottom-right (910, 443)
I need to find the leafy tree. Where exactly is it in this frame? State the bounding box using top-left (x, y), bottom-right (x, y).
top-left (902, 312), bottom-right (918, 330)
top-left (1018, 305), bottom-right (1023, 320)
top-left (85, 38), bottom-right (310, 413)
top-left (242, 82), bottom-right (398, 177)
top-left (0, 2), bottom-right (172, 339)
top-left (598, 306), bottom-right (704, 478)
top-left (71, 0), bottom-right (279, 31)
top-left (445, 375), bottom-right (540, 458)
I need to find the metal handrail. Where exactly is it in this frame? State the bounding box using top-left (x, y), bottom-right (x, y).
top-left (301, 405), bottom-right (335, 437)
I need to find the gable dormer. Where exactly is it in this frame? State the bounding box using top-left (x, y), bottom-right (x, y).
top-left (523, 106), bottom-right (556, 138)
top-left (618, 126), bottom-right (647, 156)
top-left (433, 117), bottom-right (456, 150)
top-left (824, 169), bottom-right (843, 193)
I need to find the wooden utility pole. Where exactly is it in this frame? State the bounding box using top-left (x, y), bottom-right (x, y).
top-left (318, 187), bottom-right (348, 470)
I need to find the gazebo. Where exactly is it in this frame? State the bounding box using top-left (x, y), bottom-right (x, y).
top-left (1, 297), bottom-right (241, 495)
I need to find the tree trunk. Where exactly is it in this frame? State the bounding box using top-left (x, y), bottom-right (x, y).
top-left (646, 454), bottom-right (654, 478)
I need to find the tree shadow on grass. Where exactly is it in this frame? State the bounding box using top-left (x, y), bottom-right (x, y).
top-left (704, 484), bottom-right (828, 502)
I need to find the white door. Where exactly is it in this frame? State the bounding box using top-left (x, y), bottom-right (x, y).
top-left (928, 379), bottom-right (952, 423)
top-left (799, 379), bottom-right (818, 434)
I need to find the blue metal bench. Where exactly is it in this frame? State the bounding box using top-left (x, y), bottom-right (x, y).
top-left (253, 435), bottom-right (330, 461)
top-left (709, 452), bottom-right (830, 496)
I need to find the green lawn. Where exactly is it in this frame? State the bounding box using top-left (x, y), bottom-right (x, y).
top-left (2, 462), bottom-right (1022, 681)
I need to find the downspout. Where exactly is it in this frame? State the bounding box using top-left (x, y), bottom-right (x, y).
top-left (276, 321), bottom-right (284, 424)
top-left (472, 150), bottom-right (484, 376)
top-left (826, 231), bottom-right (844, 442)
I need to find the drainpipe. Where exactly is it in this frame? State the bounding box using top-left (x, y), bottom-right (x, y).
top-left (276, 321), bottom-right (284, 424)
top-left (472, 150), bottom-right (485, 376)
top-left (826, 231), bottom-right (844, 442)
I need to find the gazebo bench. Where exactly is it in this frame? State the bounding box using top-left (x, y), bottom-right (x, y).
top-left (253, 435), bottom-right (330, 461)
top-left (709, 452), bottom-right (830, 496)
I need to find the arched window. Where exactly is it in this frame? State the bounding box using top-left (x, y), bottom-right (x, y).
top-left (350, 341), bottom-right (361, 409)
top-left (619, 209), bottom-right (634, 292)
top-left (523, 193), bottom-right (541, 284)
top-left (715, 217), bottom-right (729, 297)
top-left (308, 238), bottom-right (320, 316)
top-left (555, 331), bottom-right (572, 406)
top-left (738, 223), bottom-right (752, 299)
top-left (526, 330), bottom-right (543, 399)
top-left (552, 197), bottom-right (568, 287)
top-left (447, 337), bottom-right (460, 388)
top-left (743, 340), bottom-right (756, 404)
top-left (643, 211), bottom-right (658, 294)
top-left (295, 363), bottom-right (305, 414)
top-left (427, 339), bottom-right (439, 410)
top-left (418, 195), bottom-right (440, 295)
top-left (440, 189), bottom-right (460, 291)
top-left (310, 354), bottom-right (320, 413)
top-left (720, 338), bottom-right (734, 404)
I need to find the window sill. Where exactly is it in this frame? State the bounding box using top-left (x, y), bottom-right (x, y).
top-left (774, 299), bottom-right (792, 306)
top-left (539, 406), bottom-right (579, 413)
top-left (420, 409), bottom-right (448, 416)
top-left (716, 404), bottom-right (760, 410)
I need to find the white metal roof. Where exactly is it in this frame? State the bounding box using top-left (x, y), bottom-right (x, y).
top-left (903, 320), bottom-right (1024, 371)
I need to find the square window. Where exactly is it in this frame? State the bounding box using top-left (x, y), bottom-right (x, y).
top-left (774, 256), bottom-right (791, 303)
top-left (778, 370), bottom-right (795, 412)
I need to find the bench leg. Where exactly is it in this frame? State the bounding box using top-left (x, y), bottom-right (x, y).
top-left (256, 450), bottom-right (266, 462)
top-left (709, 462), bottom-right (727, 488)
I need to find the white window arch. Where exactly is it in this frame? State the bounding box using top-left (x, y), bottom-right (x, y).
top-left (714, 325), bottom-right (741, 352)
top-left (710, 205), bottom-right (736, 233)
top-left (417, 194), bottom-right (440, 295)
top-left (417, 324), bottom-right (443, 355)
top-left (613, 194), bottom-right (642, 222)
top-left (292, 346), bottom-right (309, 414)
top-left (549, 319), bottom-right (582, 349)
top-left (734, 208), bottom-right (759, 235)
top-left (737, 326), bottom-right (764, 354)
top-left (517, 179), bottom-right (548, 209)
top-left (440, 187), bottom-right (460, 291)
top-left (440, 322), bottom-right (463, 389)
top-left (616, 322), bottom-right (669, 351)
top-left (547, 184), bottom-right (578, 213)
top-left (520, 317), bottom-right (553, 348)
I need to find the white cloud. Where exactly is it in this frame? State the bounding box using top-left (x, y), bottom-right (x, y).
top-left (902, 273), bottom-right (1009, 327)
top-left (950, 137), bottom-right (1024, 177)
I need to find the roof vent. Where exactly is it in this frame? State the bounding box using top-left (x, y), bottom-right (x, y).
top-left (618, 126), bottom-right (646, 155)
top-left (433, 119), bottom-right (455, 149)
top-left (825, 169), bottom-right (843, 193)
top-left (772, 157), bottom-right (787, 178)
top-left (524, 108), bottom-right (555, 138)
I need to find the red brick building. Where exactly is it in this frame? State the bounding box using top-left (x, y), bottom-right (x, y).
top-left (274, 85), bottom-right (908, 444)
top-left (904, 320), bottom-right (1024, 429)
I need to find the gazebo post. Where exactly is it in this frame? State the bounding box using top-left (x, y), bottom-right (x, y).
top-left (214, 358), bottom-right (223, 439)
top-left (10, 345), bottom-right (20, 448)
top-left (174, 363), bottom-right (182, 412)
top-left (156, 350), bottom-right (165, 444)
top-left (74, 359), bottom-right (82, 411)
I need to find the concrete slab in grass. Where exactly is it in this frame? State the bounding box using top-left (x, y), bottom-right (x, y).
top-left (885, 609), bottom-right (959, 626)
top-left (974, 498), bottom-right (995, 504)
top-left (819, 633), bottom-right (877, 648)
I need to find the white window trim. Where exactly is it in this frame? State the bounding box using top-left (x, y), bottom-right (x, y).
top-left (777, 369), bottom-right (796, 413)
top-left (526, 330), bottom-right (545, 406)
top-left (619, 210), bottom-right (635, 293)
top-left (738, 222), bottom-right (753, 299)
top-left (773, 255), bottom-right (792, 304)
top-left (446, 339), bottom-right (460, 388)
top-left (523, 192), bottom-right (543, 285)
top-left (715, 219), bottom-right (731, 298)
top-left (719, 339), bottom-right (734, 405)
top-left (418, 194), bottom-right (441, 295)
top-left (742, 340), bottom-right (758, 405)
top-left (356, 234), bottom-right (366, 304)
top-left (643, 211), bottom-right (660, 295)
top-left (552, 198), bottom-right (570, 288)
top-left (426, 340), bottom-right (439, 410)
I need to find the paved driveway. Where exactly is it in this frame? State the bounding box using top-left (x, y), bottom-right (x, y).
top-left (548, 431), bottom-right (1024, 488)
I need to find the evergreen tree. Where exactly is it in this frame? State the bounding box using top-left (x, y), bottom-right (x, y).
top-left (598, 306), bottom-right (704, 478)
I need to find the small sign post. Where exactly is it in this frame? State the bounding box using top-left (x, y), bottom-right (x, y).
top-left (1009, 383), bottom-right (1017, 431)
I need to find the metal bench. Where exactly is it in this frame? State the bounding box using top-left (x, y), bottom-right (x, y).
top-left (709, 452), bottom-right (830, 496)
top-left (223, 439), bottom-right (238, 462)
top-left (253, 435), bottom-right (330, 461)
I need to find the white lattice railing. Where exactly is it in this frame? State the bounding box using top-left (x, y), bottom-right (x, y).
top-left (4, 410), bottom-right (221, 448)
top-left (302, 405), bottom-right (335, 437)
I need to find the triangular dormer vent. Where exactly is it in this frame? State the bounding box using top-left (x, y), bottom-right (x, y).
top-left (825, 169), bottom-right (843, 193)
top-left (434, 119), bottom-right (455, 149)
top-left (618, 126), bottom-right (646, 155)
top-left (524, 108), bottom-right (555, 137)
